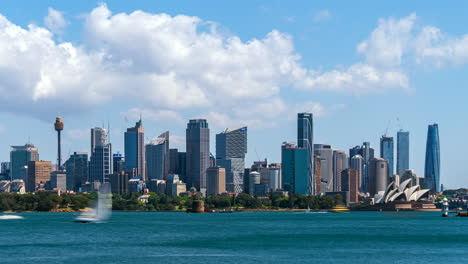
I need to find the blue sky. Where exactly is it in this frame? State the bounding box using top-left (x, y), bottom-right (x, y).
top-left (0, 0), bottom-right (466, 188)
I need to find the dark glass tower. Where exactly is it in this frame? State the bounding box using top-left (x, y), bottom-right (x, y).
top-left (424, 124), bottom-right (440, 193)
top-left (297, 113), bottom-right (315, 195)
top-left (186, 119), bottom-right (210, 192)
top-left (124, 119), bottom-right (145, 180)
top-left (396, 130), bottom-right (410, 176)
top-left (380, 136), bottom-right (394, 176)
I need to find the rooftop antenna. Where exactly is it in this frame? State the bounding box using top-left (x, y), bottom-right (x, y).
top-left (107, 120), bottom-right (111, 143)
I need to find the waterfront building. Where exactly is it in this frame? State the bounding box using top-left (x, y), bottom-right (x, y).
top-left (368, 158), bottom-right (388, 197)
top-left (332, 150), bottom-right (348, 192)
top-left (65, 152), bottom-right (88, 192)
top-left (110, 171), bottom-right (129, 194)
top-left (282, 142), bottom-right (308, 195)
top-left (166, 174), bottom-right (186, 196)
top-left (341, 168), bottom-right (359, 203)
top-left (206, 167), bottom-right (226, 196)
top-left (297, 113), bottom-right (315, 195)
top-left (380, 136), bottom-right (394, 177)
top-left (26, 161), bottom-right (52, 192)
top-left (350, 155), bottom-right (365, 192)
top-left (146, 132), bottom-right (169, 181)
top-left (128, 178), bottom-right (146, 193)
top-left (10, 143), bottom-right (39, 180)
top-left (216, 126), bottom-right (247, 194)
top-left (314, 144), bottom-right (333, 192)
top-left (259, 163), bottom-right (281, 193)
top-left (396, 130), bottom-right (410, 176)
top-left (125, 119), bottom-right (145, 179)
top-left (424, 124), bottom-right (440, 193)
top-left (89, 131), bottom-right (112, 183)
top-left (186, 119), bottom-right (210, 193)
top-left (49, 171), bottom-right (66, 191)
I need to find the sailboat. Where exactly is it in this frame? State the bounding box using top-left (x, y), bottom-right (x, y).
top-left (75, 183), bottom-right (111, 223)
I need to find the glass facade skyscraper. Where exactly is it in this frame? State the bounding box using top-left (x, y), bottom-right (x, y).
top-left (186, 119), bottom-right (210, 192)
top-left (281, 142), bottom-right (308, 195)
top-left (380, 136), bottom-right (394, 176)
top-left (297, 113), bottom-right (315, 195)
top-left (146, 132), bottom-right (169, 181)
top-left (65, 152), bottom-right (88, 191)
top-left (424, 124), bottom-right (440, 193)
top-left (124, 119), bottom-right (145, 179)
top-left (10, 143), bottom-right (39, 180)
top-left (396, 130), bottom-right (410, 176)
top-left (216, 126), bottom-right (247, 193)
top-left (90, 127), bottom-right (113, 183)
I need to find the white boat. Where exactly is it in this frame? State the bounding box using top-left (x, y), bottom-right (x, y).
top-left (0, 213), bottom-right (24, 220)
top-left (305, 206), bottom-right (311, 213)
top-left (74, 183), bottom-right (111, 223)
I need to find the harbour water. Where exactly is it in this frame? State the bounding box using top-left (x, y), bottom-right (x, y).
top-left (1, 211), bottom-right (467, 263)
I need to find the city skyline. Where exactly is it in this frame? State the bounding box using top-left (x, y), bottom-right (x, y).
top-left (0, 1), bottom-right (465, 188)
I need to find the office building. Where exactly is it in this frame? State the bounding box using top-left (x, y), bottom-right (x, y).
top-left (259, 163), bottom-right (281, 192)
top-left (110, 171), bottom-right (129, 194)
top-left (89, 127), bottom-right (112, 183)
top-left (65, 152), bottom-right (88, 192)
top-left (341, 168), bottom-right (359, 203)
top-left (380, 136), bottom-right (394, 176)
top-left (314, 155), bottom-right (321, 194)
top-left (297, 113), bottom-right (315, 195)
top-left (49, 171), bottom-right (66, 191)
top-left (10, 143), bottom-right (39, 180)
top-left (216, 126), bottom-right (247, 194)
top-left (248, 171), bottom-right (261, 196)
top-left (27, 161), bottom-right (52, 192)
top-left (332, 150), bottom-right (348, 192)
top-left (401, 169), bottom-right (419, 188)
top-left (350, 155), bottom-right (365, 192)
top-left (146, 132), bottom-right (169, 181)
top-left (424, 124), bottom-right (440, 193)
top-left (282, 142), bottom-right (308, 195)
top-left (314, 144), bottom-right (333, 192)
top-left (113, 153), bottom-right (125, 172)
top-left (186, 119), bottom-right (210, 192)
top-left (368, 158), bottom-right (388, 197)
top-left (166, 174), bottom-right (186, 196)
top-left (396, 130), bottom-right (410, 176)
top-left (206, 167), bottom-right (226, 196)
top-left (125, 119), bottom-right (145, 179)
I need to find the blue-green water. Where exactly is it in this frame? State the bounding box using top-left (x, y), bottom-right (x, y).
top-left (1, 211), bottom-right (467, 263)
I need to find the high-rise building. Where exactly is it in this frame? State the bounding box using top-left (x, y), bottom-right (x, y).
top-left (314, 144), bottom-right (333, 192)
top-left (349, 142), bottom-right (375, 193)
top-left (248, 171), bottom-right (261, 196)
top-left (89, 127), bottom-right (112, 183)
top-left (297, 113), bottom-right (314, 195)
top-left (259, 163), bottom-right (281, 192)
top-left (314, 155), bottom-right (321, 194)
top-left (216, 126), bottom-right (247, 193)
top-left (282, 142), bottom-right (308, 195)
top-left (186, 119), bottom-right (210, 193)
top-left (113, 153), bottom-right (125, 172)
top-left (49, 171), bottom-right (66, 191)
top-left (350, 155), bottom-right (365, 192)
top-left (396, 130), bottom-right (410, 176)
top-left (110, 171), bottom-right (129, 194)
top-left (206, 167), bottom-right (226, 196)
top-left (368, 158), bottom-right (388, 197)
top-left (380, 136), bottom-right (394, 176)
top-left (332, 150), bottom-right (348, 192)
top-left (10, 143), bottom-right (39, 180)
top-left (169, 149), bottom-right (179, 175)
top-left (26, 161), bottom-right (52, 192)
top-left (125, 119), bottom-right (145, 179)
top-left (401, 169), bottom-right (419, 188)
top-left (424, 123), bottom-right (440, 193)
top-left (341, 168), bottom-right (359, 203)
top-left (65, 152), bottom-right (88, 192)
top-left (146, 132), bottom-right (169, 181)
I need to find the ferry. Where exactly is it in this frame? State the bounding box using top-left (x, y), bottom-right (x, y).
top-left (329, 206), bottom-right (350, 213)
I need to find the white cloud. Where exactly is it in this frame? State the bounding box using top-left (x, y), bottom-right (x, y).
top-left (44, 8), bottom-right (67, 34)
top-left (313, 10), bottom-right (331, 22)
top-left (121, 108), bottom-right (184, 124)
top-left (65, 128), bottom-right (88, 140)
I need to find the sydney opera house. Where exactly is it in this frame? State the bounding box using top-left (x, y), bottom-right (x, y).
top-left (375, 176), bottom-right (430, 204)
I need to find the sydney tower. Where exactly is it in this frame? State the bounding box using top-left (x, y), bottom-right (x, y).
top-left (54, 117), bottom-right (64, 170)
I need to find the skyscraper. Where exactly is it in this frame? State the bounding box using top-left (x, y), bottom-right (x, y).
top-left (368, 158), bottom-right (388, 197)
top-left (125, 119), bottom-right (145, 179)
top-left (186, 119), bottom-right (210, 192)
top-left (341, 168), bottom-right (359, 203)
top-left (89, 127), bottom-right (113, 183)
top-left (380, 136), bottom-right (394, 176)
top-left (424, 124), bottom-right (440, 193)
top-left (297, 113), bottom-right (315, 195)
top-left (282, 142), bottom-right (308, 195)
top-left (146, 132), bottom-right (169, 180)
top-left (332, 150), bottom-right (348, 192)
top-left (65, 152), bottom-right (88, 191)
top-left (10, 143), bottom-right (39, 180)
top-left (314, 144), bottom-right (333, 192)
top-left (397, 130), bottom-right (410, 176)
top-left (350, 155), bottom-right (365, 192)
top-left (216, 126), bottom-right (247, 193)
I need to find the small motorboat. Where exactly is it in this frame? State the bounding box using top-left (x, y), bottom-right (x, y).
top-left (0, 213), bottom-right (24, 220)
